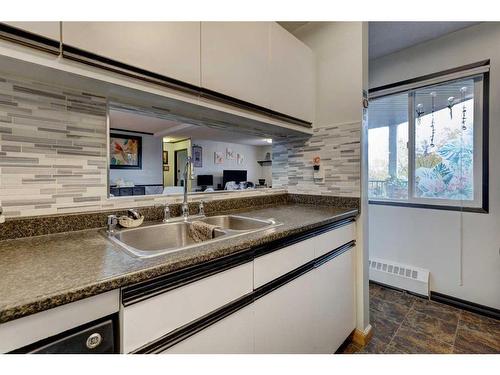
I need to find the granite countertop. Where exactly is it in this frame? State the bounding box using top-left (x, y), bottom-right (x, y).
top-left (0, 203), bottom-right (358, 324)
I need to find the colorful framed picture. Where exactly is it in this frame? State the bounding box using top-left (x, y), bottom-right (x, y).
top-left (192, 145), bottom-right (202, 167)
top-left (162, 151), bottom-right (168, 165)
top-left (214, 151), bottom-right (224, 164)
top-left (110, 133), bottom-right (142, 169)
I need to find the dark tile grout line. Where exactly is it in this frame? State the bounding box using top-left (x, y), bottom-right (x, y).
top-left (383, 298), bottom-right (415, 354)
top-left (369, 287), bottom-right (463, 353)
top-left (451, 309), bottom-right (463, 352)
top-left (355, 284), bottom-right (500, 354)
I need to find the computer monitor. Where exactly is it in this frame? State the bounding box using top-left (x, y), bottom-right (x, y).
top-left (197, 174), bottom-right (214, 186)
top-left (223, 170), bottom-right (247, 187)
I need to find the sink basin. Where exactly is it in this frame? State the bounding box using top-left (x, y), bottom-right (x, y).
top-left (107, 215), bottom-right (281, 258)
top-left (194, 215), bottom-right (275, 231)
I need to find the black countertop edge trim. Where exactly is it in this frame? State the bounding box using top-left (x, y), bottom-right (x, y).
top-left (369, 60), bottom-right (490, 94)
top-left (132, 240), bottom-right (355, 354)
top-left (368, 200), bottom-right (488, 214)
top-left (0, 23), bottom-right (60, 54)
top-left (430, 291), bottom-right (500, 321)
top-left (122, 215), bottom-right (357, 306)
top-left (122, 250), bottom-right (253, 306)
top-left (61, 44), bottom-right (312, 128)
top-left (253, 216), bottom-right (355, 258)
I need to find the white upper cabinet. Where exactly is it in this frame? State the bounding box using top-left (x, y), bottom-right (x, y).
top-left (57, 22), bottom-right (314, 124)
top-left (269, 23), bottom-right (315, 123)
top-left (2, 22), bottom-right (60, 41)
top-left (201, 22), bottom-right (314, 123)
top-left (61, 22), bottom-right (201, 86)
top-left (200, 22), bottom-right (271, 109)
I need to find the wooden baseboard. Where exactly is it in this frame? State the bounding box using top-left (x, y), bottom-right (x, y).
top-left (350, 324), bottom-right (373, 347)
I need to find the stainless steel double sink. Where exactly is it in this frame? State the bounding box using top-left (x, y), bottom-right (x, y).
top-left (107, 215), bottom-right (281, 258)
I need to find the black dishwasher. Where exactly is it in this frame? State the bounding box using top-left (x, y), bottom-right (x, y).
top-left (11, 315), bottom-right (118, 354)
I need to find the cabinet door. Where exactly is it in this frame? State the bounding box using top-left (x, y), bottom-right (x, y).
top-left (254, 270), bottom-right (316, 353)
top-left (62, 22), bottom-right (201, 86)
top-left (2, 22), bottom-right (60, 41)
top-left (162, 304), bottom-right (254, 354)
top-left (269, 23), bottom-right (315, 122)
top-left (253, 237), bottom-right (315, 289)
top-left (201, 22), bottom-right (271, 108)
top-left (122, 262), bottom-right (252, 353)
top-left (314, 248), bottom-right (356, 353)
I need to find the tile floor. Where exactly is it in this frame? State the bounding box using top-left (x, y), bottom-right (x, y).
top-left (342, 283), bottom-right (500, 354)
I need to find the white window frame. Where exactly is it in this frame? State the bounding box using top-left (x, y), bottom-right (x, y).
top-left (368, 65), bottom-right (489, 213)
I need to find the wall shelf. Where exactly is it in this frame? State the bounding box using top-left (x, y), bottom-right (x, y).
top-left (257, 160), bottom-right (272, 166)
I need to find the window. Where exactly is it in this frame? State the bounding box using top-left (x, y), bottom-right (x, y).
top-left (368, 64), bottom-right (488, 212)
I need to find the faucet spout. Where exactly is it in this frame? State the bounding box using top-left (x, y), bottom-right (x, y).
top-left (182, 156), bottom-right (193, 220)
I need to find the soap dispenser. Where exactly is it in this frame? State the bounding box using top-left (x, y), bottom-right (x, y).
top-left (313, 156), bottom-right (325, 181)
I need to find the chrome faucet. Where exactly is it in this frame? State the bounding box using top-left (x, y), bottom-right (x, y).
top-left (198, 201), bottom-right (205, 216)
top-left (107, 214), bottom-right (118, 235)
top-left (182, 156), bottom-right (193, 220)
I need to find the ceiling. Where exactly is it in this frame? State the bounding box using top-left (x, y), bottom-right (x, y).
top-left (278, 22), bottom-right (309, 34)
top-left (279, 21), bottom-right (480, 60)
top-left (369, 22), bottom-right (480, 60)
top-left (369, 78), bottom-right (475, 129)
top-left (109, 109), bottom-right (273, 146)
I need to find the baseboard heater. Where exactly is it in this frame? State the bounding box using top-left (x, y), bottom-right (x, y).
top-left (369, 258), bottom-right (430, 297)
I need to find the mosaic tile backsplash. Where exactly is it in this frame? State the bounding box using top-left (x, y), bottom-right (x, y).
top-left (272, 122), bottom-right (361, 197)
top-left (0, 73), bottom-right (360, 218)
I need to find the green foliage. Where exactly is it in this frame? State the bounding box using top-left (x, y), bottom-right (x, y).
top-left (415, 153), bottom-right (442, 169)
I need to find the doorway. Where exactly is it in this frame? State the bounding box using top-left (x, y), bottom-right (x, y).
top-left (174, 148), bottom-right (188, 186)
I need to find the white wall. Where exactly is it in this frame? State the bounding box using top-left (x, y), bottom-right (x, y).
top-left (109, 130), bottom-right (163, 186)
top-left (256, 146), bottom-right (273, 187)
top-left (191, 140), bottom-right (270, 189)
top-left (295, 22), bottom-right (370, 332)
top-left (369, 22), bottom-right (500, 309)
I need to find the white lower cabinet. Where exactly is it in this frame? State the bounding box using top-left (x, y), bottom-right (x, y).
top-left (123, 223), bottom-right (356, 354)
top-left (254, 270), bottom-right (316, 353)
top-left (253, 248), bottom-right (355, 354)
top-left (314, 248), bottom-right (356, 353)
top-left (122, 262), bottom-right (253, 353)
top-left (162, 304), bottom-right (254, 354)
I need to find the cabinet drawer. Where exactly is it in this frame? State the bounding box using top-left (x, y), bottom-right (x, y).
top-left (122, 262), bottom-right (253, 353)
top-left (315, 222), bottom-right (355, 258)
top-left (253, 237), bottom-right (315, 289)
top-left (162, 304), bottom-right (254, 354)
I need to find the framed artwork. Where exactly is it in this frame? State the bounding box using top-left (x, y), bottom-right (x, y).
top-left (163, 165), bottom-right (169, 172)
top-left (110, 133), bottom-right (142, 169)
top-left (192, 145), bottom-right (203, 167)
top-left (214, 151), bottom-right (224, 164)
top-left (226, 148), bottom-right (235, 160)
top-left (162, 151), bottom-right (168, 165)
top-left (237, 153), bottom-right (244, 165)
